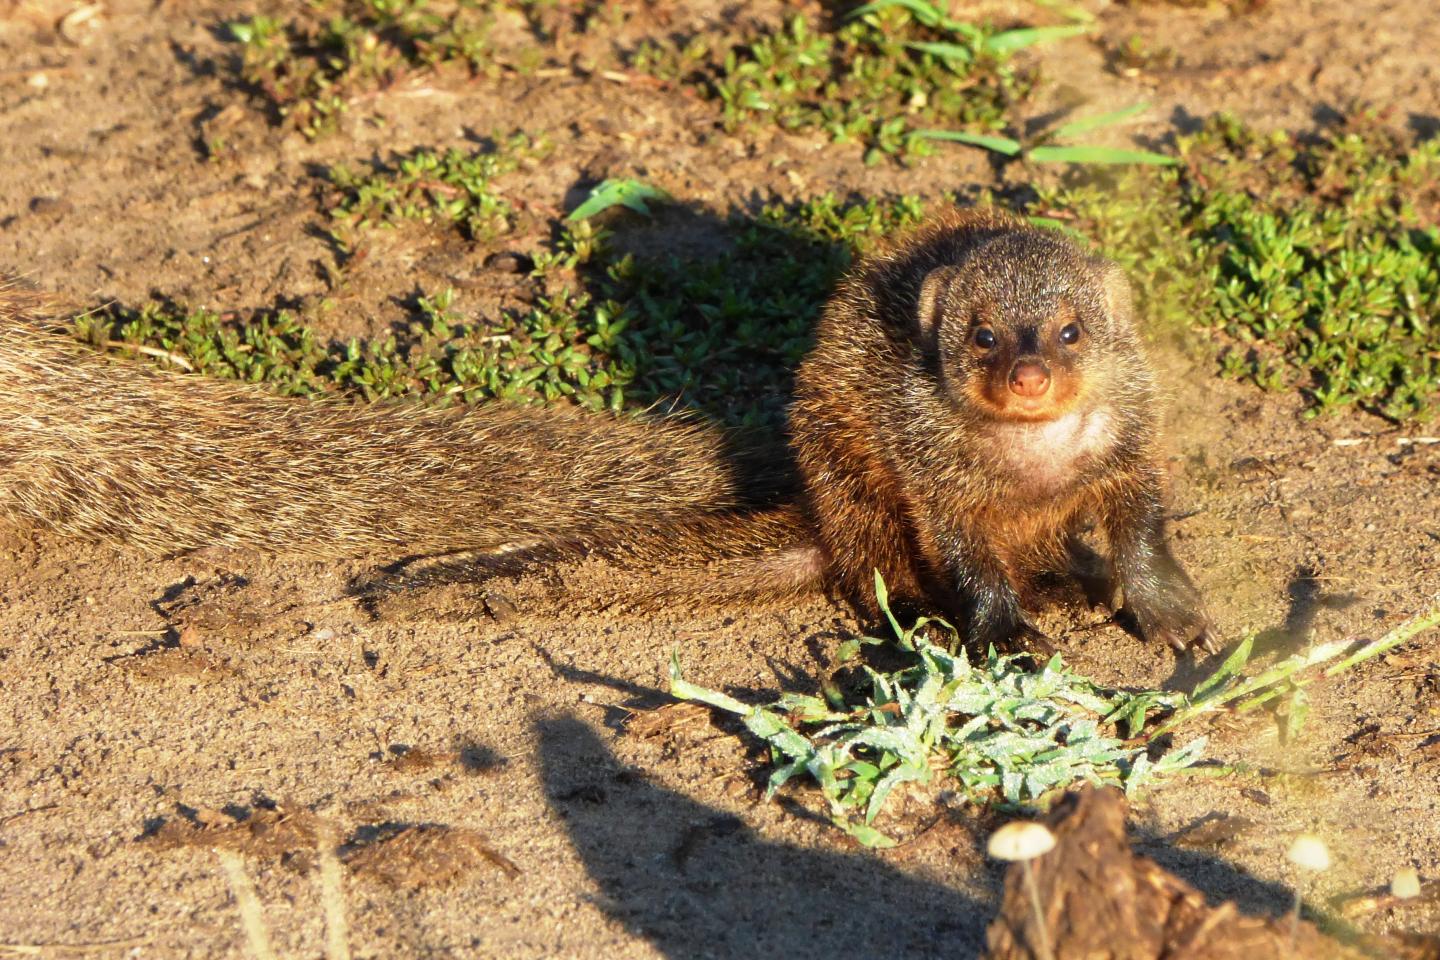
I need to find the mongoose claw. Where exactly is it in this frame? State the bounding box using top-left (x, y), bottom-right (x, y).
top-left (1192, 628), bottom-right (1222, 657)
top-left (1015, 621), bottom-right (1058, 658)
top-left (1124, 582), bottom-right (1212, 655)
top-left (1139, 608), bottom-right (1214, 656)
top-left (976, 612), bottom-right (1056, 657)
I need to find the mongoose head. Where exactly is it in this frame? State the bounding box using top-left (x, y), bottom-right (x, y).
top-left (916, 230), bottom-right (1139, 425)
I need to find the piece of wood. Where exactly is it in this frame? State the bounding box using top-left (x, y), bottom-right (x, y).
top-left (983, 788), bottom-right (1437, 960)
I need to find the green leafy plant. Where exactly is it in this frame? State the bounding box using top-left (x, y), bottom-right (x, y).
top-left (73, 285), bottom-right (637, 411)
top-left (670, 573), bottom-right (1205, 847)
top-left (568, 179), bottom-right (674, 221)
top-left (1037, 113), bottom-right (1440, 420)
top-left (229, 0), bottom-right (503, 137)
top-left (918, 101), bottom-right (1176, 166)
top-left (633, 2), bottom-right (1063, 164)
top-left (72, 192), bottom-right (925, 423)
top-left (851, 0), bottom-right (1091, 56)
top-left (328, 134), bottom-right (541, 242)
top-left (671, 574), bottom-right (1440, 847)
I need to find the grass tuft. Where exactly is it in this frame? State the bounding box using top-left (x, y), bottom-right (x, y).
top-left (631, 5), bottom-right (1044, 164)
top-left (229, 0), bottom-right (503, 137)
top-left (327, 133), bottom-right (545, 243)
top-left (81, 192), bottom-right (924, 425)
top-left (670, 574), bottom-right (1206, 848)
top-left (671, 578), bottom-right (1440, 847)
top-left (1039, 113), bottom-right (1440, 420)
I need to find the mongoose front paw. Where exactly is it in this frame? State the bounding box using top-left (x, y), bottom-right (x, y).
top-left (968, 605), bottom-right (1053, 654)
top-left (1012, 620), bottom-right (1057, 658)
top-left (1127, 589), bottom-right (1215, 655)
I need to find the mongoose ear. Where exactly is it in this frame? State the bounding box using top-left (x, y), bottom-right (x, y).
top-left (916, 266), bottom-right (960, 341)
top-left (1096, 260), bottom-right (1135, 331)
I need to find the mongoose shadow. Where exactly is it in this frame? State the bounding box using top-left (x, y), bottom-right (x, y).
top-left (1158, 565), bottom-right (1360, 691)
top-left (1409, 113), bottom-right (1440, 141)
top-left (535, 714), bottom-right (992, 960)
top-left (531, 637), bottom-right (844, 728)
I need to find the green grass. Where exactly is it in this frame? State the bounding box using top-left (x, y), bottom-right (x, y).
top-left (229, 0), bottom-right (504, 137)
top-left (78, 192), bottom-right (923, 423)
top-left (327, 133), bottom-right (545, 243)
top-left (76, 288), bottom-right (640, 410)
top-left (321, 163), bottom-right (924, 421)
top-left (631, 6), bottom-right (1045, 165)
top-left (225, 0), bottom-right (1126, 169)
top-left (1039, 114), bottom-right (1440, 421)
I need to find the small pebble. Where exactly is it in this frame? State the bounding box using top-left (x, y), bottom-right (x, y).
top-left (483, 251), bottom-right (534, 274)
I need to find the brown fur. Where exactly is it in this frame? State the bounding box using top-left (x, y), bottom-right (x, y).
top-left (0, 284), bottom-right (775, 562)
top-left (0, 209), bottom-right (1210, 650)
top-left (791, 208), bottom-right (1211, 650)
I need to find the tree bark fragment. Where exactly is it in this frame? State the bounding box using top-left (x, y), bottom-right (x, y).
top-left (983, 788), bottom-right (1437, 960)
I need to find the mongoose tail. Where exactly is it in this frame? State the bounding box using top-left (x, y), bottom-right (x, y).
top-left (0, 284), bottom-right (749, 559)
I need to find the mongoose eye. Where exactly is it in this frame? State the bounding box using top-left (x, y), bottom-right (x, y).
top-left (973, 326), bottom-right (997, 350)
top-left (1058, 323), bottom-right (1082, 345)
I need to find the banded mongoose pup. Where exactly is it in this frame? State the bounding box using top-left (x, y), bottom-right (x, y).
top-left (0, 207), bottom-right (1211, 653)
top-left (791, 208), bottom-right (1214, 653)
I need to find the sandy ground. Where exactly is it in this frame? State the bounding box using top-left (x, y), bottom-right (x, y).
top-left (1, 0), bottom-right (1438, 957)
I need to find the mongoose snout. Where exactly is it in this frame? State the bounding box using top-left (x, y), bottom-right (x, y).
top-left (1007, 359), bottom-right (1051, 398)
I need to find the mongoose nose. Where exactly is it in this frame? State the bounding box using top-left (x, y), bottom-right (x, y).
top-left (1008, 360), bottom-right (1052, 398)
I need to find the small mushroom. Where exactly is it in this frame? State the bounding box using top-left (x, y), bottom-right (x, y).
top-left (988, 821), bottom-right (1057, 861)
top-left (1390, 867), bottom-right (1421, 900)
top-left (988, 821), bottom-right (1057, 960)
top-left (1286, 833), bottom-right (1331, 949)
top-left (1287, 834), bottom-right (1332, 872)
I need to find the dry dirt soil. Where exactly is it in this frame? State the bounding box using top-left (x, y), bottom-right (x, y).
top-left (1, 0), bottom-right (1439, 957)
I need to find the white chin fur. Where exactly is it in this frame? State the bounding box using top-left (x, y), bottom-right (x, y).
top-left (994, 408), bottom-right (1115, 494)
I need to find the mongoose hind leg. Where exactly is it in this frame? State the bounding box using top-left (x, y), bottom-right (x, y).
top-left (352, 505), bottom-right (826, 620)
top-left (1065, 536), bottom-right (1118, 611)
top-left (791, 416), bottom-right (938, 618)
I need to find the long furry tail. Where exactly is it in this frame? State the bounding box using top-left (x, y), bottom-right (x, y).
top-left (0, 282), bottom-right (758, 560)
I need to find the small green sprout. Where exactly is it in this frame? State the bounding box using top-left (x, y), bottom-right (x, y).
top-left (328, 134), bottom-right (540, 243)
top-left (568, 179), bottom-right (674, 221)
top-left (918, 101), bottom-right (1175, 166)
